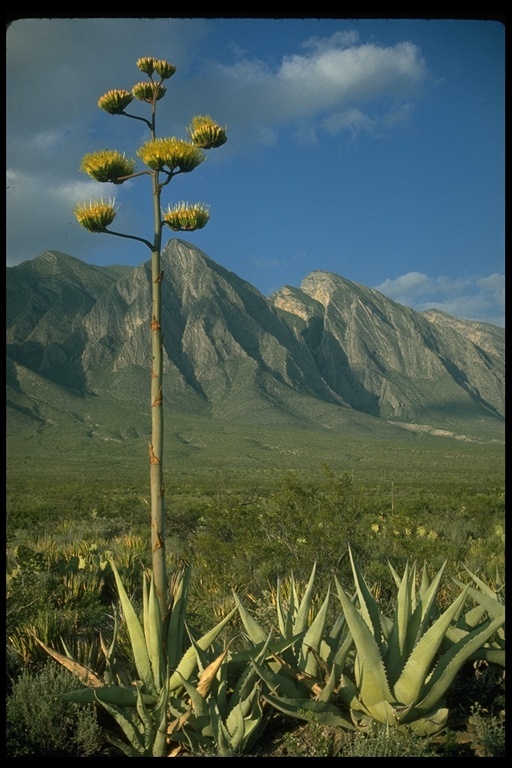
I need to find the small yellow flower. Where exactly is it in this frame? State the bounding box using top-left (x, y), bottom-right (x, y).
top-left (163, 202), bottom-right (210, 231)
top-left (97, 89), bottom-right (134, 114)
top-left (80, 150), bottom-right (135, 184)
top-left (187, 114), bottom-right (228, 149)
top-left (137, 138), bottom-right (205, 173)
top-left (132, 81), bottom-right (166, 103)
top-left (417, 525), bottom-right (427, 538)
top-left (74, 198), bottom-right (117, 233)
top-left (427, 530), bottom-right (439, 540)
top-left (371, 524), bottom-right (380, 534)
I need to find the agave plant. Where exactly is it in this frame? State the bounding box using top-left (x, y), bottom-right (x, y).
top-left (335, 548), bottom-right (505, 735)
top-left (234, 565), bottom-right (355, 730)
top-left (36, 561), bottom-right (237, 757)
top-left (447, 565), bottom-right (505, 667)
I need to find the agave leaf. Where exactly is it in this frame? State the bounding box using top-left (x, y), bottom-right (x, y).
top-left (110, 560), bottom-right (154, 693)
top-left (317, 665), bottom-right (337, 704)
top-left (300, 586), bottom-right (331, 677)
top-left (364, 698), bottom-right (403, 726)
top-left (335, 575), bottom-right (394, 707)
top-left (262, 692), bottom-right (355, 729)
top-left (145, 574), bottom-right (164, 690)
top-left (232, 592), bottom-right (267, 646)
top-left (167, 566), bottom-right (192, 669)
top-left (393, 585), bottom-right (469, 705)
top-left (152, 674), bottom-right (170, 757)
top-left (198, 646), bottom-right (230, 698)
top-left (168, 605), bottom-right (237, 692)
top-left (95, 693), bottom-right (145, 755)
top-left (404, 706), bottom-right (449, 736)
top-left (105, 731), bottom-right (144, 757)
top-left (208, 696), bottom-right (233, 756)
top-left (347, 547), bottom-right (383, 650)
top-left (250, 655), bottom-right (310, 700)
top-left (275, 576), bottom-right (291, 638)
top-left (386, 561), bottom-right (413, 684)
top-left (405, 561), bottom-right (447, 658)
top-left (294, 563), bottom-right (318, 635)
top-left (416, 614), bottom-right (505, 715)
top-left (452, 580), bottom-right (505, 621)
top-left (58, 685), bottom-right (158, 706)
top-left (33, 635), bottom-right (104, 687)
top-left (462, 565), bottom-right (504, 600)
top-left (471, 648), bottom-right (505, 666)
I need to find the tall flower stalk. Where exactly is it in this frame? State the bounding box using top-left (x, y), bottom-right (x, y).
top-left (74, 56), bottom-right (227, 615)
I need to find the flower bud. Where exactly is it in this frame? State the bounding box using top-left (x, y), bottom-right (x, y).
top-left (163, 202), bottom-right (210, 231)
top-left (187, 115), bottom-right (228, 149)
top-left (136, 57), bottom-right (156, 75)
top-left (154, 59), bottom-right (177, 80)
top-left (98, 89), bottom-right (134, 114)
top-left (137, 138), bottom-right (205, 172)
top-left (132, 82), bottom-right (166, 103)
top-left (74, 198), bottom-right (117, 232)
top-left (80, 150), bottom-right (136, 184)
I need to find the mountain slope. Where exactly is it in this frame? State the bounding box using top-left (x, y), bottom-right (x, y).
top-left (269, 270), bottom-right (504, 433)
top-left (6, 242), bottom-right (504, 449)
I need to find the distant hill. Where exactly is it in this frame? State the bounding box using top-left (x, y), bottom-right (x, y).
top-left (6, 240), bottom-right (505, 456)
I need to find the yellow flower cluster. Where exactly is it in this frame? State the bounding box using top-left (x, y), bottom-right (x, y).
top-left (136, 56), bottom-right (177, 79)
top-left (74, 198), bottom-right (117, 233)
top-left (137, 138), bottom-right (205, 173)
top-left (163, 202), bottom-right (210, 231)
top-left (132, 82), bottom-right (167, 103)
top-left (80, 150), bottom-right (135, 184)
top-left (187, 114), bottom-right (228, 149)
top-left (97, 89), bottom-right (134, 114)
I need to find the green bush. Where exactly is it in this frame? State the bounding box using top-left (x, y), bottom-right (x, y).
top-left (6, 663), bottom-right (105, 757)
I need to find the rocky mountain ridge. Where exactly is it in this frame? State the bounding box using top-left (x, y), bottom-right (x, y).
top-left (6, 240), bottom-right (505, 445)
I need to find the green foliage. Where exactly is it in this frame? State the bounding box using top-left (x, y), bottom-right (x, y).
top-left (335, 549), bottom-right (505, 735)
top-left (6, 663), bottom-right (104, 757)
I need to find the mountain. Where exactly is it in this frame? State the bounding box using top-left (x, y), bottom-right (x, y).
top-left (6, 240), bottom-right (505, 454)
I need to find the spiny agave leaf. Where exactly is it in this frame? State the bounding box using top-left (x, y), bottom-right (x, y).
top-left (393, 585), bottom-right (470, 706)
top-left (294, 563), bottom-right (318, 636)
top-left (364, 698), bottom-right (403, 726)
top-left (301, 586), bottom-right (331, 677)
top-left (335, 576), bottom-right (394, 707)
top-left (168, 605), bottom-right (237, 692)
top-left (461, 565), bottom-right (504, 600)
top-left (403, 560), bottom-right (447, 664)
top-left (452, 580), bottom-right (505, 621)
top-left (317, 665), bottom-right (337, 704)
top-left (471, 648), bottom-right (505, 666)
top-left (197, 646), bottom-right (230, 699)
top-left (250, 656), bottom-right (309, 700)
top-left (152, 675), bottom-right (170, 758)
top-left (145, 575), bottom-right (164, 690)
top-left (208, 696), bottom-right (233, 756)
top-left (135, 686), bottom-right (156, 754)
top-left (110, 560), bottom-right (154, 693)
top-left (105, 733), bottom-right (144, 757)
top-left (233, 591), bottom-right (267, 645)
top-left (262, 692), bottom-right (355, 730)
top-left (347, 547), bottom-right (383, 649)
top-left (386, 561), bottom-right (413, 683)
top-left (58, 685), bottom-right (157, 707)
top-left (34, 635), bottom-right (104, 688)
top-left (404, 706), bottom-right (449, 736)
top-left (167, 565), bottom-right (192, 670)
top-left (419, 561), bottom-right (431, 598)
top-left (95, 694), bottom-right (146, 755)
top-left (416, 614), bottom-right (505, 715)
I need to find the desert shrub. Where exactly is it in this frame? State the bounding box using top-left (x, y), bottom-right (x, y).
top-left (6, 662), bottom-right (105, 757)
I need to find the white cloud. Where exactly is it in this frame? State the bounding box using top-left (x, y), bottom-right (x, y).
top-left (374, 272), bottom-right (505, 327)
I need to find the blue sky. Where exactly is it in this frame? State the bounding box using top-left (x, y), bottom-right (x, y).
top-left (6, 17), bottom-right (505, 326)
